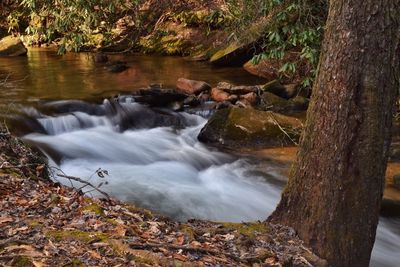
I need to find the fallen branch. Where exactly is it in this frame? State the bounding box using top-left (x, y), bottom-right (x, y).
top-left (128, 241), bottom-right (240, 261)
top-left (56, 173), bottom-right (110, 199)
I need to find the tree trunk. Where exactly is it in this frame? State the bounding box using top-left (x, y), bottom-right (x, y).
top-left (268, 1), bottom-right (400, 266)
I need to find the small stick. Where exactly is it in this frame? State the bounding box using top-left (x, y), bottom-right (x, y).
top-left (56, 173), bottom-right (110, 199)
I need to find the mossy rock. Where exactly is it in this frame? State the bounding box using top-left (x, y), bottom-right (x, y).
top-left (198, 107), bottom-right (303, 149)
top-left (210, 42), bottom-right (255, 67)
top-left (0, 35), bottom-right (27, 56)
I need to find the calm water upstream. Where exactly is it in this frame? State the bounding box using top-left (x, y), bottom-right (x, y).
top-left (0, 49), bottom-right (399, 266)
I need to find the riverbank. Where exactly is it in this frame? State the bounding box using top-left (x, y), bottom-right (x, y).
top-left (0, 126), bottom-right (325, 266)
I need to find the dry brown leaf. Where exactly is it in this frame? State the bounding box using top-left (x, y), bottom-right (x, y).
top-left (175, 235), bottom-right (185, 245)
top-left (0, 216), bottom-right (13, 224)
top-left (173, 253), bottom-right (188, 261)
top-left (4, 245), bottom-right (44, 257)
top-left (113, 225), bottom-right (127, 237)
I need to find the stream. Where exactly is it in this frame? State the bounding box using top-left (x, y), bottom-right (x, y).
top-left (1, 49), bottom-right (399, 266)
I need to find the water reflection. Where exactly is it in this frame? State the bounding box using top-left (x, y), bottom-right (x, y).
top-left (0, 48), bottom-right (266, 104)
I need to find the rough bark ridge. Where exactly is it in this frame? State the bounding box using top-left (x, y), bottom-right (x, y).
top-left (269, 1), bottom-right (400, 266)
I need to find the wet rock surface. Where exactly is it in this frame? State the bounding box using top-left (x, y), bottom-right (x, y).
top-left (198, 107), bottom-right (303, 150)
top-left (0, 35), bottom-right (27, 56)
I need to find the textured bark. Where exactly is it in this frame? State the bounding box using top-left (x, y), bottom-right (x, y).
top-left (269, 1), bottom-right (400, 266)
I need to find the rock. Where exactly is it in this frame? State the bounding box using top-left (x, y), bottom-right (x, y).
top-left (393, 174), bottom-right (400, 190)
top-left (134, 88), bottom-right (187, 107)
top-left (105, 60), bottom-right (128, 73)
top-left (240, 92), bottom-right (259, 106)
top-left (183, 95), bottom-right (200, 107)
top-left (259, 92), bottom-right (309, 113)
top-left (243, 59), bottom-right (279, 81)
top-left (217, 82), bottom-right (258, 95)
top-left (211, 88), bottom-right (231, 102)
top-left (287, 96), bottom-right (309, 111)
top-left (209, 19), bottom-right (266, 67)
top-left (198, 92), bottom-right (210, 102)
top-left (176, 78), bottom-right (211, 95)
top-left (216, 101), bottom-right (232, 110)
top-left (261, 80), bottom-right (290, 99)
top-left (198, 107), bottom-right (303, 149)
top-left (0, 35), bottom-right (27, 56)
top-left (94, 52), bottom-right (108, 63)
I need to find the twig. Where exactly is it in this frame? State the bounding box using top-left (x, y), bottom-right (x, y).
top-left (128, 241), bottom-right (240, 261)
top-left (270, 114), bottom-right (300, 146)
top-left (56, 173), bottom-right (110, 199)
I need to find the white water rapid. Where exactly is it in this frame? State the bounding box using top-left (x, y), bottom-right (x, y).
top-left (20, 99), bottom-right (400, 266)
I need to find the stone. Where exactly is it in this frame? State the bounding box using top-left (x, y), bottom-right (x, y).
top-left (210, 42), bottom-right (254, 67)
top-left (287, 96), bottom-right (309, 111)
top-left (183, 95), bottom-right (200, 107)
top-left (134, 88), bottom-right (187, 107)
top-left (393, 174), bottom-right (400, 189)
top-left (240, 92), bottom-right (259, 106)
top-left (217, 82), bottom-right (258, 95)
top-left (198, 107), bottom-right (303, 149)
top-left (0, 35), bottom-right (27, 56)
top-left (176, 78), bottom-right (211, 95)
top-left (261, 80), bottom-right (290, 99)
top-left (211, 88), bottom-right (231, 102)
top-left (243, 59), bottom-right (279, 81)
top-left (259, 92), bottom-right (309, 113)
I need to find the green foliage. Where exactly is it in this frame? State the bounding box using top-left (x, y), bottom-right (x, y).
top-left (19, 0), bottom-right (141, 54)
top-left (171, 10), bottom-right (233, 35)
top-left (227, 0), bottom-right (327, 88)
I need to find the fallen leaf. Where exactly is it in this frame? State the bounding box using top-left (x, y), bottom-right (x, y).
top-left (0, 216), bottom-right (13, 224)
top-left (173, 253), bottom-right (188, 261)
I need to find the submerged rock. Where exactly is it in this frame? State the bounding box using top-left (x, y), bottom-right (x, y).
top-left (105, 60), bottom-right (128, 73)
top-left (198, 107), bottom-right (303, 149)
top-left (94, 52), bottom-right (108, 63)
top-left (0, 35), bottom-right (27, 56)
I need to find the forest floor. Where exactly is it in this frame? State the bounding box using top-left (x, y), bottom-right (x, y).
top-left (0, 127), bottom-right (325, 266)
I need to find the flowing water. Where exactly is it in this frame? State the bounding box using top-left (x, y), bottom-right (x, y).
top-left (1, 49), bottom-right (399, 266)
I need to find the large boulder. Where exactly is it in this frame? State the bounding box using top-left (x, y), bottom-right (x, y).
top-left (198, 107), bottom-right (303, 149)
top-left (176, 78), bottom-right (211, 95)
top-left (0, 35), bottom-right (27, 56)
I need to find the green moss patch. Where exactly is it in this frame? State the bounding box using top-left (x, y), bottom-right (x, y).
top-left (46, 230), bottom-right (109, 243)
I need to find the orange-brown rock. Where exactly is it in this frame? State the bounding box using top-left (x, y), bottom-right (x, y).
top-left (176, 78), bottom-right (211, 95)
top-left (211, 88), bottom-right (230, 102)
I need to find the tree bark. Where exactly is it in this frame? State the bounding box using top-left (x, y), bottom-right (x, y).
top-left (268, 1), bottom-right (400, 266)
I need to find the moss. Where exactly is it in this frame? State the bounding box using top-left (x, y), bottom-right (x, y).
top-left (79, 203), bottom-right (104, 215)
top-left (62, 259), bottom-right (85, 267)
top-left (27, 219), bottom-right (42, 228)
top-left (221, 222), bottom-right (270, 238)
top-left (210, 43), bottom-right (241, 63)
top-left (46, 230), bottom-right (109, 243)
top-left (133, 255), bottom-right (155, 265)
top-left (9, 255), bottom-right (34, 267)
